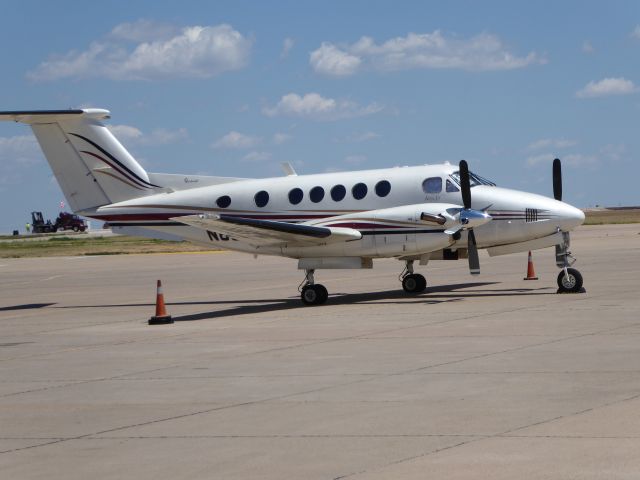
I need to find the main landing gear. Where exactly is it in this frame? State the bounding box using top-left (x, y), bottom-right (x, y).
top-left (555, 231), bottom-right (584, 293)
top-left (300, 269), bottom-right (328, 306)
top-left (400, 260), bottom-right (427, 294)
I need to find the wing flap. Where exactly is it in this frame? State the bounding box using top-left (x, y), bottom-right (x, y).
top-left (176, 214), bottom-right (362, 246)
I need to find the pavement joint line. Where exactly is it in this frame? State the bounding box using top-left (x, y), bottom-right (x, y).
top-left (0, 370), bottom-right (413, 455)
top-left (336, 385), bottom-right (640, 479)
top-left (4, 307), bottom-right (635, 455)
top-left (0, 361), bottom-right (190, 399)
top-left (18, 434), bottom-right (640, 440)
top-left (3, 242), bottom-right (639, 468)
top-left (59, 369), bottom-right (640, 381)
top-left (4, 290), bottom-right (638, 401)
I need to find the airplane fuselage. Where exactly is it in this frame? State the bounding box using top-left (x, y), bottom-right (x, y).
top-left (90, 163), bottom-right (584, 260)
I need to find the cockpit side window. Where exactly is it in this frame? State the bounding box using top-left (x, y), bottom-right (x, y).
top-left (446, 179), bottom-right (459, 192)
top-left (422, 177), bottom-right (442, 193)
top-left (450, 171), bottom-right (496, 187)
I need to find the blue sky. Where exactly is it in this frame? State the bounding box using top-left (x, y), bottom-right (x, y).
top-left (1, 0), bottom-right (639, 232)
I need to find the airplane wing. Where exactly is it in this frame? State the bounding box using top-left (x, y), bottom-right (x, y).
top-left (175, 214), bottom-right (362, 247)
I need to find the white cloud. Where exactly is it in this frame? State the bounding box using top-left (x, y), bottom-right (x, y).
top-left (526, 152), bottom-right (594, 167)
top-left (350, 131), bottom-right (379, 142)
top-left (109, 19), bottom-right (178, 42)
top-left (0, 135), bottom-right (43, 189)
top-left (576, 77), bottom-right (638, 98)
top-left (563, 153), bottom-right (598, 167)
top-left (273, 133), bottom-right (292, 145)
top-left (310, 30), bottom-right (543, 76)
top-left (344, 154), bottom-right (367, 165)
top-left (108, 125), bottom-right (143, 141)
top-left (527, 138), bottom-right (577, 151)
top-left (526, 145), bottom-right (625, 169)
top-left (144, 128), bottom-right (188, 145)
top-left (212, 131), bottom-right (261, 149)
top-left (108, 125), bottom-right (188, 146)
top-left (310, 42), bottom-right (362, 76)
top-left (0, 134), bottom-right (42, 165)
top-left (582, 40), bottom-right (594, 54)
top-left (263, 92), bottom-right (383, 120)
top-left (631, 26), bottom-right (640, 39)
top-left (242, 151), bottom-right (272, 162)
top-left (28, 23), bottom-right (252, 81)
top-left (280, 37), bottom-right (294, 59)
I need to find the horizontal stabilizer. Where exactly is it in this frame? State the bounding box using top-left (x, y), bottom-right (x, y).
top-left (0, 109), bottom-right (110, 124)
top-left (176, 214), bottom-right (362, 247)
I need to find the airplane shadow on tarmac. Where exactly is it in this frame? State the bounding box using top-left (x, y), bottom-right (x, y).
top-left (51, 282), bottom-right (557, 322)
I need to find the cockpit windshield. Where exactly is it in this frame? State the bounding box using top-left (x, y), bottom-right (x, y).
top-left (450, 171), bottom-right (496, 187)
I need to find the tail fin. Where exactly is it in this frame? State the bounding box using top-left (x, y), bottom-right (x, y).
top-left (0, 109), bottom-right (158, 213)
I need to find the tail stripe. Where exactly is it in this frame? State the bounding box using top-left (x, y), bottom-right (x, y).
top-left (94, 170), bottom-right (146, 191)
top-left (70, 132), bottom-right (160, 188)
top-left (80, 150), bottom-right (150, 189)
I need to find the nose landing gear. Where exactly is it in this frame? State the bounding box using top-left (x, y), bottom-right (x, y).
top-left (299, 269), bottom-right (328, 305)
top-left (400, 260), bottom-right (427, 293)
top-left (556, 231), bottom-right (584, 293)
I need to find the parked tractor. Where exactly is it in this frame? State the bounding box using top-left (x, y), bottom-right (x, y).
top-left (30, 211), bottom-right (87, 233)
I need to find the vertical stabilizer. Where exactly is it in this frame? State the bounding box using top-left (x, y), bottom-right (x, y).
top-left (0, 109), bottom-right (158, 213)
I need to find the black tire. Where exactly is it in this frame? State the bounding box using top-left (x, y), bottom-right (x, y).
top-left (413, 274), bottom-right (427, 293)
top-left (315, 284), bottom-right (328, 304)
top-left (301, 285), bottom-right (328, 306)
top-left (73, 226), bottom-right (79, 232)
top-left (402, 274), bottom-right (425, 293)
top-left (557, 268), bottom-right (583, 293)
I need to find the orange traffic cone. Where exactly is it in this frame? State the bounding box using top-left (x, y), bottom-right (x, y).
top-left (149, 280), bottom-right (173, 325)
top-left (523, 251), bottom-right (538, 280)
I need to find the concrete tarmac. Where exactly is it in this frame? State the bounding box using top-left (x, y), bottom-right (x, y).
top-left (0, 224), bottom-right (639, 479)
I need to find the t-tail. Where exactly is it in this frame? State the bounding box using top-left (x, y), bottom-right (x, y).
top-left (0, 109), bottom-right (158, 214)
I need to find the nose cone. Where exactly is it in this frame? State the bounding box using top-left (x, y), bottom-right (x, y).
top-left (556, 202), bottom-right (585, 231)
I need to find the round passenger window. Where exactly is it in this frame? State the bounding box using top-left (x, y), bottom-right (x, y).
top-left (216, 195), bottom-right (231, 208)
top-left (375, 180), bottom-right (391, 197)
top-left (309, 186), bottom-right (325, 203)
top-left (254, 190), bottom-right (269, 208)
top-left (288, 188), bottom-right (303, 205)
top-left (331, 184), bottom-right (346, 201)
top-left (352, 183), bottom-right (368, 200)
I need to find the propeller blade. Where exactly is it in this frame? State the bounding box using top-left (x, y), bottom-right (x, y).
top-left (459, 160), bottom-right (471, 209)
top-left (553, 158), bottom-right (562, 201)
top-left (467, 229), bottom-right (480, 275)
top-left (420, 212), bottom-right (446, 225)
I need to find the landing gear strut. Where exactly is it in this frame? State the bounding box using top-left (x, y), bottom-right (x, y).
top-left (555, 231), bottom-right (584, 293)
top-left (299, 269), bottom-right (328, 306)
top-left (400, 260), bottom-right (427, 293)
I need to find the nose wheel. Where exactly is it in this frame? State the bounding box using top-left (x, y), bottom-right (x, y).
top-left (299, 269), bottom-right (328, 306)
top-left (555, 231), bottom-right (584, 293)
top-left (399, 260), bottom-right (427, 293)
top-left (557, 267), bottom-right (583, 293)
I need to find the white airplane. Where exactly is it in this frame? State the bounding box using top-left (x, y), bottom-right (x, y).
top-left (1, 109), bottom-right (585, 305)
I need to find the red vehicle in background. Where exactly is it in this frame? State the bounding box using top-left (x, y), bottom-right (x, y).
top-left (30, 211), bottom-right (87, 233)
top-left (55, 212), bottom-right (87, 232)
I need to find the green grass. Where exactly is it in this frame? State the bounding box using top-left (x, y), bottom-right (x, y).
top-left (0, 235), bottom-right (215, 258)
